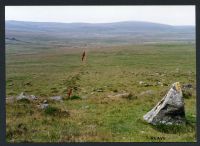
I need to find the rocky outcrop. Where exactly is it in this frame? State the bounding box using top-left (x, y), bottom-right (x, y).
top-left (143, 82), bottom-right (186, 125)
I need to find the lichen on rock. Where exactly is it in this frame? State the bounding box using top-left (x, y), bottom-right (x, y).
top-left (143, 82), bottom-right (186, 125)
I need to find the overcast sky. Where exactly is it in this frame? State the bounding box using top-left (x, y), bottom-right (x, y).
top-left (5, 6), bottom-right (195, 26)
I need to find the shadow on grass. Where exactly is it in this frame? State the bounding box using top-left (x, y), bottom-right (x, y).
top-left (150, 119), bottom-right (195, 134)
top-left (44, 106), bottom-right (70, 117)
top-left (70, 95), bottom-right (81, 100)
top-left (17, 98), bottom-right (30, 104)
top-left (139, 118), bottom-right (195, 134)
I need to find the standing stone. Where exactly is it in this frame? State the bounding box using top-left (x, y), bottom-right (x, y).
top-left (143, 82), bottom-right (185, 125)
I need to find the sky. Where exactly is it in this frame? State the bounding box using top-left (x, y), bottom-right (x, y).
top-left (5, 6), bottom-right (195, 26)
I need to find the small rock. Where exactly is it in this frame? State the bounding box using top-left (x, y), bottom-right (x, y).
top-left (97, 89), bottom-right (103, 92)
top-left (43, 100), bottom-right (48, 104)
top-left (84, 105), bottom-right (89, 109)
top-left (157, 82), bottom-right (163, 86)
top-left (93, 88), bottom-right (104, 92)
top-left (139, 81), bottom-right (153, 87)
top-left (139, 81), bottom-right (145, 85)
top-left (144, 83), bottom-right (153, 87)
top-left (16, 92), bottom-right (37, 101)
top-left (16, 92), bottom-right (28, 100)
top-left (38, 103), bottom-right (49, 109)
top-left (8, 83), bottom-right (14, 86)
top-left (50, 96), bottom-right (62, 101)
top-left (30, 95), bottom-right (37, 100)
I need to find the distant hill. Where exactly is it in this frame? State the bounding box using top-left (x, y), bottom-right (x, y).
top-left (5, 20), bottom-right (195, 46)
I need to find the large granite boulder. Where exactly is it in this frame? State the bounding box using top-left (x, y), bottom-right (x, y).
top-left (143, 82), bottom-right (185, 125)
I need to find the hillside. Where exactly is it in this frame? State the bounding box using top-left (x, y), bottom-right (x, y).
top-left (6, 20), bottom-right (195, 47)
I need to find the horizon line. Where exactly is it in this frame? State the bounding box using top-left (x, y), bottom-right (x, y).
top-left (5, 20), bottom-right (195, 27)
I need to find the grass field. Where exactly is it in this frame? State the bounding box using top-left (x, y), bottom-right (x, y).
top-left (6, 43), bottom-right (196, 142)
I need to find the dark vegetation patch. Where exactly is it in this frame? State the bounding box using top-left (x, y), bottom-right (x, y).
top-left (182, 89), bottom-right (192, 99)
top-left (44, 106), bottom-right (59, 116)
top-left (70, 95), bottom-right (81, 100)
top-left (17, 98), bottom-right (30, 104)
top-left (151, 120), bottom-right (195, 134)
top-left (6, 123), bottom-right (28, 140)
top-left (43, 106), bottom-right (70, 117)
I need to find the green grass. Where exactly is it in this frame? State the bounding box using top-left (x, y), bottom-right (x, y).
top-left (6, 43), bottom-right (196, 142)
top-left (70, 95), bottom-right (81, 100)
top-left (44, 106), bottom-right (60, 116)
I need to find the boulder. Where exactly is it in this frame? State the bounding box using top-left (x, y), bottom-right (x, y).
top-left (143, 82), bottom-right (185, 125)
